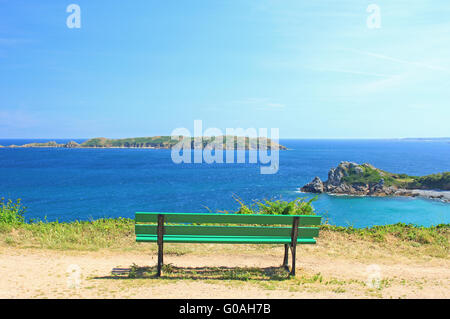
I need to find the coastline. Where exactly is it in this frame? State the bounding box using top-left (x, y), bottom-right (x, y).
top-left (298, 188), bottom-right (450, 203)
top-left (403, 189), bottom-right (450, 203)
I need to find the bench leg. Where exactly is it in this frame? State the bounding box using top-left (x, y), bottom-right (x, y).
top-left (282, 244), bottom-right (289, 270)
top-left (157, 241), bottom-right (163, 277)
top-left (289, 243), bottom-right (297, 276)
top-left (156, 214), bottom-right (165, 277)
top-left (289, 216), bottom-right (299, 277)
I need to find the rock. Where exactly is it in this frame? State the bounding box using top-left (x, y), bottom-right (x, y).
top-left (371, 178), bottom-right (385, 193)
top-left (301, 176), bottom-right (324, 193)
top-left (327, 161), bottom-right (356, 185)
top-left (353, 184), bottom-right (369, 193)
top-left (64, 141), bottom-right (80, 148)
top-left (327, 167), bottom-right (344, 186)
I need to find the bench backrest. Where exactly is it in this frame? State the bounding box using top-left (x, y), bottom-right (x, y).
top-left (135, 212), bottom-right (321, 240)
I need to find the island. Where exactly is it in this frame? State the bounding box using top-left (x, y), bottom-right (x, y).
top-left (3, 136), bottom-right (288, 150)
top-left (301, 161), bottom-right (450, 202)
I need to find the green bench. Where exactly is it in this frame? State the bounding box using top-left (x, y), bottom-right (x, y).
top-left (135, 212), bottom-right (321, 277)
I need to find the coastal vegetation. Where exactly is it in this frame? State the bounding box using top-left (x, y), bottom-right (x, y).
top-left (0, 198), bottom-right (448, 257)
top-left (223, 195), bottom-right (317, 216)
top-left (341, 164), bottom-right (450, 190)
top-left (2, 136), bottom-right (288, 150)
top-left (409, 172), bottom-right (450, 190)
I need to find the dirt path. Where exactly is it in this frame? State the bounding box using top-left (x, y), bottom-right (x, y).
top-left (0, 245), bottom-right (448, 299)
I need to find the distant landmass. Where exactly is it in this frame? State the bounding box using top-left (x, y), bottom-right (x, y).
top-left (1, 136), bottom-right (287, 150)
top-left (399, 137), bottom-right (450, 142)
top-left (301, 161), bottom-right (450, 202)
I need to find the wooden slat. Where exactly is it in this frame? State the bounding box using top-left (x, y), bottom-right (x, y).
top-left (135, 212), bottom-right (321, 226)
top-left (135, 224), bottom-right (319, 238)
top-left (136, 235), bottom-right (317, 244)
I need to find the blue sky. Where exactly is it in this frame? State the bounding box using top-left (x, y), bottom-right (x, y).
top-left (1, 0), bottom-right (450, 138)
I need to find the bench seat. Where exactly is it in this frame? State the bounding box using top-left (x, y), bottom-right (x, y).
top-left (136, 235), bottom-right (317, 244)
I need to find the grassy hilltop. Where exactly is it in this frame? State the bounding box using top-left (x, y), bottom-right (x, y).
top-left (341, 163), bottom-right (450, 190)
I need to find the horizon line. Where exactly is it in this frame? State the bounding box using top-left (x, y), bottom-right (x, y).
top-left (0, 137), bottom-right (449, 140)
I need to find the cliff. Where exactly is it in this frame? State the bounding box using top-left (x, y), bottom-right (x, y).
top-left (301, 161), bottom-right (450, 201)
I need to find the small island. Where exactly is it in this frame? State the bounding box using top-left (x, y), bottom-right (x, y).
top-left (4, 136), bottom-right (288, 150)
top-left (301, 161), bottom-right (450, 202)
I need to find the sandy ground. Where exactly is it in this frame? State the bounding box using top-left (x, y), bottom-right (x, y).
top-left (0, 243), bottom-right (448, 299)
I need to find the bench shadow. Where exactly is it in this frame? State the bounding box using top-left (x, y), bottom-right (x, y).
top-left (95, 264), bottom-right (291, 281)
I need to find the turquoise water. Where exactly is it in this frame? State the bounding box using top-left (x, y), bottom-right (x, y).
top-left (0, 139), bottom-right (449, 228)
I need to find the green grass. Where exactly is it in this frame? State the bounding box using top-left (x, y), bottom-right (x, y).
top-left (0, 198), bottom-right (448, 254)
top-left (322, 223), bottom-right (449, 246)
top-left (1, 216), bottom-right (448, 254)
top-left (341, 165), bottom-right (415, 187)
top-left (0, 217), bottom-right (136, 250)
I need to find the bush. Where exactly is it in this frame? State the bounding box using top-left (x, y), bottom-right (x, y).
top-left (411, 172), bottom-right (450, 190)
top-left (0, 198), bottom-right (26, 224)
top-left (230, 195), bottom-right (317, 216)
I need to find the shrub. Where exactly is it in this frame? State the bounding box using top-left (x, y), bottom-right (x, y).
top-left (410, 172), bottom-right (450, 190)
top-left (0, 198), bottom-right (26, 224)
top-left (230, 195), bottom-right (317, 216)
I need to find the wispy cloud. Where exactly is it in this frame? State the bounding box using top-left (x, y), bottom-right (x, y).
top-left (347, 49), bottom-right (450, 73)
top-left (356, 73), bottom-right (410, 94)
top-left (310, 67), bottom-right (393, 78)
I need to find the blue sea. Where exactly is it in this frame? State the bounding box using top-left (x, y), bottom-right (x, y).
top-left (0, 139), bottom-right (449, 228)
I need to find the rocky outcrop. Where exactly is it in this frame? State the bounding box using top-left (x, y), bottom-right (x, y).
top-left (301, 161), bottom-right (396, 196)
top-left (301, 176), bottom-right (324, 193)
top-left (300, 161), bottom-right (450, 202)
